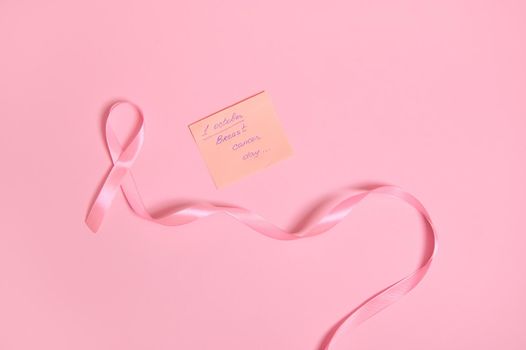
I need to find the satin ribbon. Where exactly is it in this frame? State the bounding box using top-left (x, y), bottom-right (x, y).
top-left (86, 101), bottom-right (438, 349)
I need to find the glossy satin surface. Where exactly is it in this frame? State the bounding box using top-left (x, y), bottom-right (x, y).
top-left (87, 101), bottom-right (437, 349)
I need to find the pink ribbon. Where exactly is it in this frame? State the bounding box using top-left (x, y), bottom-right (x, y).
top-left (86, 101), bottom-right (438, 349)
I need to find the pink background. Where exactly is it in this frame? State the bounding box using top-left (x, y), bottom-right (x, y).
top-left (1, 1), bottom-right (525, 349)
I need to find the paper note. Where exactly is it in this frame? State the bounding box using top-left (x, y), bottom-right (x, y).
top-left (188, 91), bottom-right (293, 188)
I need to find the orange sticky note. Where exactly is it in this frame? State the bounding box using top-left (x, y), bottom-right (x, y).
top-left (188, 91), bottom-right (293, 188)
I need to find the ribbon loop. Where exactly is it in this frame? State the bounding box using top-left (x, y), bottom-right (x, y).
top-left (86, 101), bottom-right (145, 232)
top-left (86, 101), bottom-right (438, 349)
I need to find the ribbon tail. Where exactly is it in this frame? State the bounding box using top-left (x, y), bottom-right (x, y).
top-left (86, 164), bottom-right (129, 232)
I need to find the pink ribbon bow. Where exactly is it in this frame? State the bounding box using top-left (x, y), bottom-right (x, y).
top-left (86, 101), bottom-right (438, 349)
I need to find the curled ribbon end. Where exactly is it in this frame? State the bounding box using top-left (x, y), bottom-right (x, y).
top-left (85, 206), bottom-right (104, 233)
top-left (86, 216), bottom-right (101, 233)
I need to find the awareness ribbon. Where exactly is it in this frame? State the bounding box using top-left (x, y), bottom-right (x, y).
top-left (86, 101), bottom-right (438, 349)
